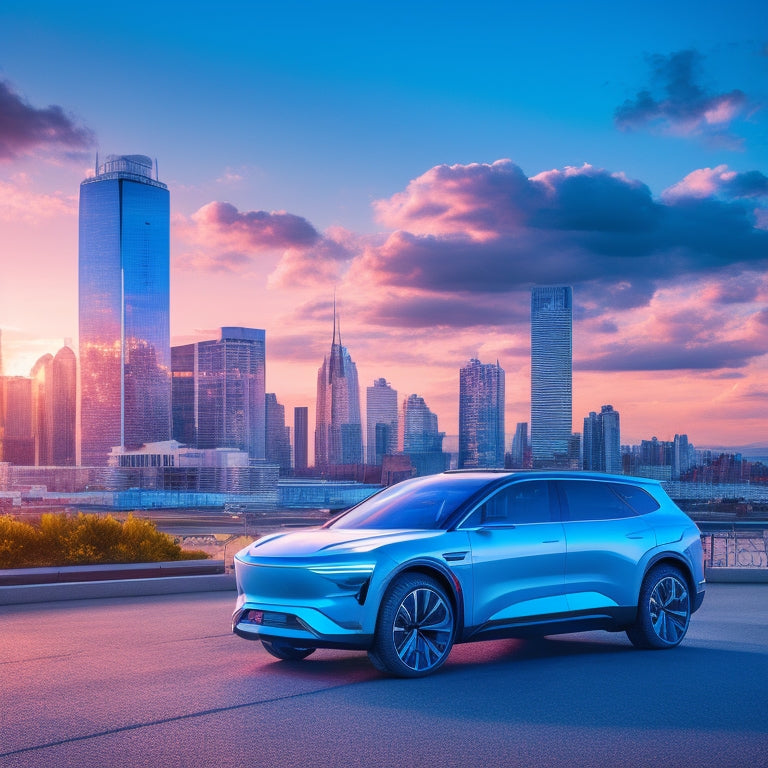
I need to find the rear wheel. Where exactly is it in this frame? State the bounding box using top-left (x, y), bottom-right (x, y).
top-left (627, 565), bottom-right (691, 649)
top-left (368, 573), bottom-right (455, 677)
top-left (261, 640), bottom-right (316, 661)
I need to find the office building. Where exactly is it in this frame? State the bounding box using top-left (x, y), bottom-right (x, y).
top-left (509, 422), bottom-right (529, 468)
top-left (366, 378), bottom-right (398, 465)
top-left (531, 286), bottom-right (572, 467)
top-left (51, 346), bottom-right (77, 466)
top-left (458, 359), bottom-right (505, 469)
top-left (171, 327), bottom-right (266, 459)
top-left (583, 405), bottom-right (621, 474)
top-left (402, 393), bottom-right (450, 476)
top-left (31, 354), bottom-right (53, 465)
top-left (79, 154), bottom-right (170, 465)
top-left (265, 393), bottom-right (291, 473)
top-left (1, 377), bottom-right (34, 465)
top-left (294, 406), bottom-right (308, 471)
top-left (315, 308), bottom-right (362, 468)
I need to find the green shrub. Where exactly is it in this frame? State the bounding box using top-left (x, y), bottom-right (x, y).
top-left (0, 512), bottom-right (209, 569)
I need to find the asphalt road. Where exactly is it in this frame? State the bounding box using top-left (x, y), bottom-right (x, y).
top-left (1, 585), bottom-right (767, 768)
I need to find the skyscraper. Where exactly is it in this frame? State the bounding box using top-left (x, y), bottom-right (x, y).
top-left (402, 393), bottom-right (449, 476)
top-left (315, 306), bottom-right (362, 468)
top-left (583, 404), bottom-right (621, 474)
top-left (31, 354), bottom-right (53, 465)
top-left (51, 346), bottom-right (77, 466)
top-left (531, 285), bottom-right (572, 467)
top-left (79, 154), bottom-right (170, 465)
top-left (265, 393), bottom-right (291, 472)
top-left (458, 359), bottom-right (505, 469)
top-left (510, 422), bottom-right (529, 468)
top-left (293, 406), bottom-right (308, 471)
top-left (171, 328), bottom-right (266, 459)
top-left (366, 378), bottom-right (398, 465)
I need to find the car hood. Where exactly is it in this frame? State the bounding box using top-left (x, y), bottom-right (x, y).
top-left (242, 528), bottom-right (444, 559)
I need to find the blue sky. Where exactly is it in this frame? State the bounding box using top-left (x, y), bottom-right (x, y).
top-left (1, 0), bottom-right (767, 447)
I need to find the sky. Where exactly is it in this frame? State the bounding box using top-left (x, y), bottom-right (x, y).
top-left (1, 0), bottom-right (767, 451)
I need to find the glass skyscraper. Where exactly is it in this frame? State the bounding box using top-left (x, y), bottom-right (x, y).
top-left (458, 359), bottom-right (505, 469)
top-left (583, 405), bottom-right (621, 474)
top-left (530, 285), bottom-right (572, 467)
top-left (79, 155), bottom-right (170, 465)
top-left (171, 328), bottom-right (266, 460)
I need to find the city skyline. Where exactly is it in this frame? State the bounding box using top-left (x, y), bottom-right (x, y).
top-left (1, 1), bottom-right (767, 448)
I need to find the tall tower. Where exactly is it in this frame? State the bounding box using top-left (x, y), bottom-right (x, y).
top-left (79, 155), bottom-right (170, 465)
top-left (31, 354), bottom-right (54, 465)
top-left (458, 359), bottom-right (505, 469)
top-left (171, 328), bottom-right (266, 459)
top-left (582, 404), bottom-right (620, 474)
top-left (315, 304), bottom-right (362, 468)
top-left (293, 406), bottom-right (308, 471)
top-left (51, 346), bottom-right (77, 466)
top-left (366, 378), bottom-right (398, 465)
top-left (265, 393), bottom-right (291, 472)
top-left (531, 285), bottom-right (572, 468)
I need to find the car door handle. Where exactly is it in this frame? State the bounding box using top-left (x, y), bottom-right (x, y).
top-left (626, 532), bottom-right (648, 540)
top-left (542, 539), bottom-right (561, 544)
top-left (443, 551), bottom-right (468, 562)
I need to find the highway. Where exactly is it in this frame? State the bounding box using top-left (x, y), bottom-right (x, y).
top-left (1, 584), bottom-right (767, 768)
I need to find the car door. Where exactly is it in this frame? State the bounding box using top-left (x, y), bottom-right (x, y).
top-left (460, 480), bottom-right (567, 630)
top-left (557, 479), bottom-right (656, 613)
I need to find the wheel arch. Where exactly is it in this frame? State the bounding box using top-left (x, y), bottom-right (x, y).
top-left (378, 559), bottom-right (465, 635)
top-left (644, 552), bottom-right (695, 599)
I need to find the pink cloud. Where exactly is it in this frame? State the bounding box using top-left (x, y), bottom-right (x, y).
top-left (0, 79), bottom-right (95, 161)
top-left (0, 177), bottom-right (77, 221)
top-left (175, 201), bottom-right (357, 281)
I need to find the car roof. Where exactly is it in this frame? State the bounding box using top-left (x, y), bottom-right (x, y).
top-left (441, 469), bottom-right (662, 486)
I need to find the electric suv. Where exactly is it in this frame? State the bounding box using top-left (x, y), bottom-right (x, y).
top-left (233, 471), bottom-right (705, 677)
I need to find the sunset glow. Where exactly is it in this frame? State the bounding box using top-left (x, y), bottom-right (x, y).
top-left (1, 1), bottom-right (766, 451)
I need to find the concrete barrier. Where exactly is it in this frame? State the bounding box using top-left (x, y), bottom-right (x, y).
top-left (0, 559), bottom-right (225, 586)
top-left (0, 560), bottom-right (235, 606)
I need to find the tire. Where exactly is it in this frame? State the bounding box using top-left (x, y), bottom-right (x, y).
top-left (627, 565), bottom-right (691, 650)
top-left (368, 573), bottom-right (455, 678)
top-left (261, 640), bottom-right (316, 661)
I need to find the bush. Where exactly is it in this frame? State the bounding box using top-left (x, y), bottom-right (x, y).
top-left (0, 512), bottom-right (209, 569)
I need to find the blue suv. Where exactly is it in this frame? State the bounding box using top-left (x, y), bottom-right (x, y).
top-left (233, 471), bottom-right (705, 677)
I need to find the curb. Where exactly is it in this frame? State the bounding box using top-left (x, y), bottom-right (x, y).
top-left (0, 573), bottom-right (236, 606)
top-left (705, 568), bottom-right (768, 584)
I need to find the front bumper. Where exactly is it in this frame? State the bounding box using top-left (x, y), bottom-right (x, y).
top-left (232, 603), bottom-right (373, 649)
top-left (232, 552), bottom-right (380, 649)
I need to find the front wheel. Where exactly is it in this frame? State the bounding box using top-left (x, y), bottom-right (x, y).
top-left (368, 573), bottom-right (455, 677)
top-left (627, 565), bottom-right (691, 649)
top-left (261, 640), bottom-right (316, 661)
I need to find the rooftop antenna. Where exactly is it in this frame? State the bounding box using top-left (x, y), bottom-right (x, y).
top-left (95, 151), bottom-right (99, 175)
top-left (155, 158), bottom-right (159, 181)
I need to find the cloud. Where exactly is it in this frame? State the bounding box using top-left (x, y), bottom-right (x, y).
top-left (0, 176), bottom-right (77, 221)
top-left (664, 165), bottom-right (768, 202)
top-left (176, 202), bottom-right (356, 280)
top-left (614, 50), bottom-right (750, 146)
top-left (357, 160), bottom-right (768, 305)
top-left (0, 79), bottom-right (95, 160)
top-left (358, 291), bottom-right (531, 329)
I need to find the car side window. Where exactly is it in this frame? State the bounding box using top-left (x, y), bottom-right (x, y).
top-left (461, 481), bottom-right (553, 527)
top-left (559, 480), bottom-right (638, 521)
top-left (609, 483), bottom-right (660, 515)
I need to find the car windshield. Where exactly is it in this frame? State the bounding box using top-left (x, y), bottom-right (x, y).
top-left (328, 474), bottom-right (495, 530)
